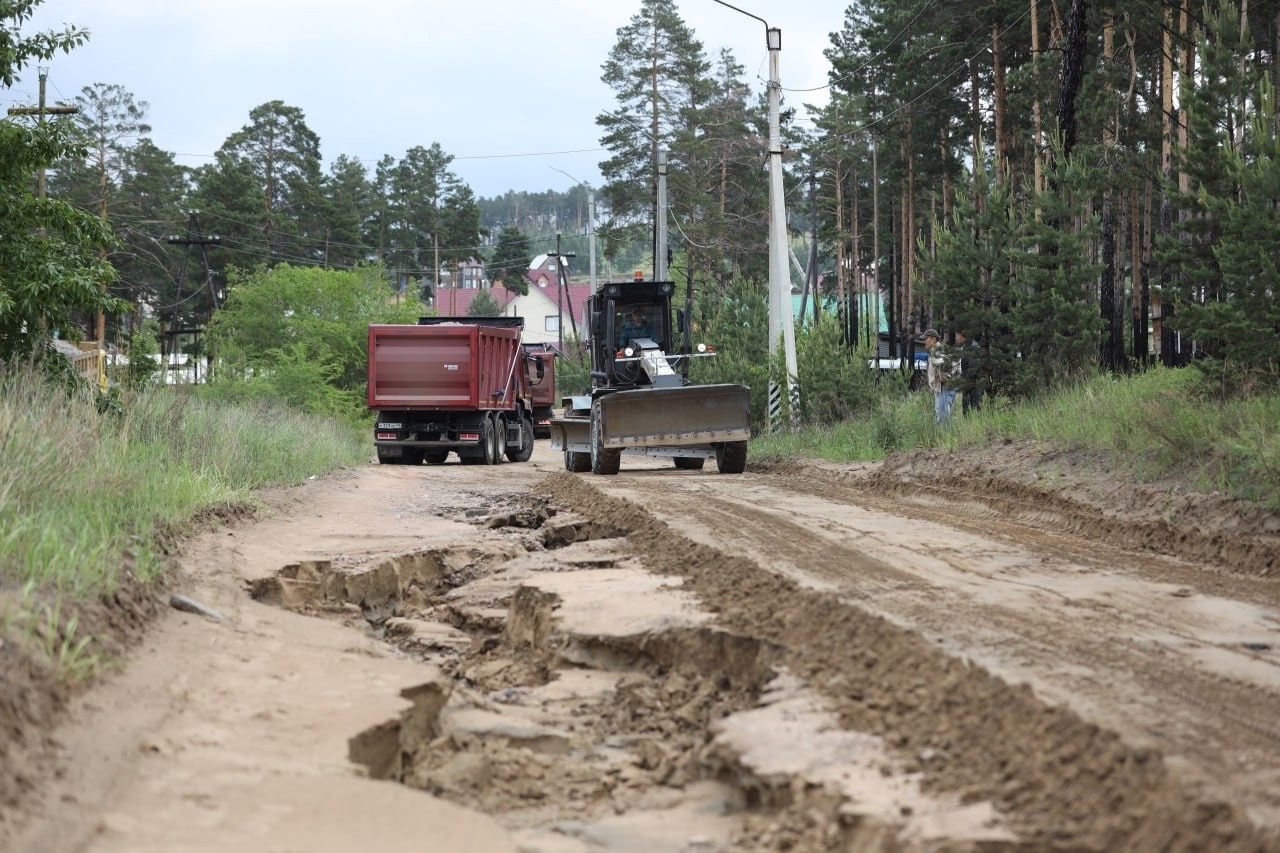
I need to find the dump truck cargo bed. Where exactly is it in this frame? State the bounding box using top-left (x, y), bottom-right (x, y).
top-left (367, 323), bottom-right (524, 412)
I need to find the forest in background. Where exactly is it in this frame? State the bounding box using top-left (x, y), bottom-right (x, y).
top-left (3, 0), bottom-right (1278, 399)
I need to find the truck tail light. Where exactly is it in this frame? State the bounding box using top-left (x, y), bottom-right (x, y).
top-left (459, 432), bottom-right (480, 441)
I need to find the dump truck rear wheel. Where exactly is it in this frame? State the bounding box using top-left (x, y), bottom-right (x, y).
top-left (674, 457), bottom-right (705, 470)
top-left (424, 451), bottom-right (448, 465)
top-left (590, 402), bottom-right (621, 475)
top-left (506, 416), bottom-right (534, 463)
top-left (715, 441), bottom-right (747, 474)
top-left (482, 417), bottom-right (500, 465)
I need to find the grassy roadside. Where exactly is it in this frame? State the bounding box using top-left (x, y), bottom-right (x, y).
top-left (752, 368), bottom-right (1280, 507)
top-left (0, 367), bottom-right (368, 673)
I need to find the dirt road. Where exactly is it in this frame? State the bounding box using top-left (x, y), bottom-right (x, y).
top-left (7, 445), bottom-right (1279, 851)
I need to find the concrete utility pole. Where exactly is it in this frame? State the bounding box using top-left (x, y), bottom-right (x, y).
top-left (765, 26), bottom-right (800, 430)
top-left (655, 150), bottom-right (669, 282)
top-left (588, 191), bottom-right (597, 291)
top-left (713, 3), bottom-right (799, 430)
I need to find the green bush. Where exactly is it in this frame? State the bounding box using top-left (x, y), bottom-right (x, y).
top-left (207, 263), bottom-right (419, 423)
top-left (124, 319), bottom-right (161, 390)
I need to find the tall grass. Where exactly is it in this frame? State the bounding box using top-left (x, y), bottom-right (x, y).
top-left (0, 367), bottom-right (368, 596)
top-left (753, 368), bottom-right (1280, 506)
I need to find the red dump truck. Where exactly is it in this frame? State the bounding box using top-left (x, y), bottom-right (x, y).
top-left (521, 342), bottom-right (557, 438)
top-left (367, 316), bottom-right (544, 465)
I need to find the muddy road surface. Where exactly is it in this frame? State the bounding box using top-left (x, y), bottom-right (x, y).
top-left (6, 445), bottom-right (1279, 852)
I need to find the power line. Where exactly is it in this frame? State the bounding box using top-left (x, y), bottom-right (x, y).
top-left (168, 145), bottom-right (605, 165)
top-left (822, 4), bottom-right (1033, 147)
top-left (781, 0), bottom-right (940, 94)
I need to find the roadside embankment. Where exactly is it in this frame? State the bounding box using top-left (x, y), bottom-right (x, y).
top-left (752, 368), bottom-right (1280, 509)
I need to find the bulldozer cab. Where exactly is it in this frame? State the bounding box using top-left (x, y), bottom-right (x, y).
top-left (588, 280), bottom-right (678, 388)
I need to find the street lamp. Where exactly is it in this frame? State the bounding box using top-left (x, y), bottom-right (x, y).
top-left (712, 1), bottom-right (799, 431)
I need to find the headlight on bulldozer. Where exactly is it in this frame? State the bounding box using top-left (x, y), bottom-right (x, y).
top-left (624, 347), bottom-right (635, 357)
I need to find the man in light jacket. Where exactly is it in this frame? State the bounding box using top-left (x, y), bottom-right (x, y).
top-left (921, 329), bottom-right (957, 424)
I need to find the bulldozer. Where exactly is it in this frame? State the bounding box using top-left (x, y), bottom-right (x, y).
top-left (549, 276), bottom-right (751, 475)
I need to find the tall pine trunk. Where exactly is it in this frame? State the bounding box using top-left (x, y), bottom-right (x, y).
top-left (992, 15), bottom-right (1010, 182)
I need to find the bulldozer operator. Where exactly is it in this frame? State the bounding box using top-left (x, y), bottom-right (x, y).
top-left (619, 306), bottom-right (654, 346)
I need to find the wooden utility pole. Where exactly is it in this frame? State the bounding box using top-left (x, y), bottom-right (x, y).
top-left (165, 213), bottom-right (222, 381)
top-left (6, 69), bottom-right (79, 197)
top-left (9, 70), bottom-right (86, 338)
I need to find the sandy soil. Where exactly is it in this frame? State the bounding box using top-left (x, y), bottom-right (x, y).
top-left (5, 444), bottom-right (1279, 852)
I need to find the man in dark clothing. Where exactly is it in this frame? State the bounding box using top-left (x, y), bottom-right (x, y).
top-left (619, 307), bottom-right (652, 345)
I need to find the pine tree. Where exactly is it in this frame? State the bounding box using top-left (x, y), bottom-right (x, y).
top-left (924, 174), bottom-right (1021, 398)
top-left (1160, 0), bottom-right (1280, 389)
top-left (1013, 155), bottom-right (1102, 392)
top-left (596, 0), bottom-right (711, 263)
top-left (466, 290), bottom-right (501, 317)
top-left (219, 100), bottom-right (325, 262)
top-left (322, 154), bottom-right (373, 268)
top-left (489, 226), bottom-right (531, 295)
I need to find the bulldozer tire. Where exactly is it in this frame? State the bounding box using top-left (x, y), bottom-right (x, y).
top-left (715, 440), bottom-right (747, 474)
top-left (590, 402), bottom-right (621, 475)
top-left (424, 451), bottom-right (448, 465)
top-left (673, 457), bottom-right (705, 470)
top-left (506, 416), bottom-right (534, 463)
top-left (564, 449), bottom-right (591, 472)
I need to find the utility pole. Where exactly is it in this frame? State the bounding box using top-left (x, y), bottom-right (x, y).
top-left (434, 232), bottom-right (441, 305)
top-left (808, 171), bottom-right (820, 327)
top-left (588, 191), bottom-right (597, 291)
top-left (553, 234), bottom-right (579, 348)
top-left (9, 70), bottom-right (89, 344)
top-left (764, 25), bottom-right (800, 429)
top-left (165, 213), bottom-right (222, 383)
top-left (656, 149), bottom-right (669, 282)
top-left (713, 1), bottom-right (803, 429)
top-left (872, 143), bottom-right (882, 359)
top-left (7, 68), bottom-right (79, 198)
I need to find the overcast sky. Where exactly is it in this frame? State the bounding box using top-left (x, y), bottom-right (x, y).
top-left (12, 1), bottom-right (845, 198)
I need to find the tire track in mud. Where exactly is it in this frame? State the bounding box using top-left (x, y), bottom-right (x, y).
top-left (758, 462), bottom-right (1280, 610)
top-left (538, 472), bottom-right (1275, 851)
top-left (772, 459), bottom-right (1280, 588)
top-left (599, 472), bottom-right (1280, 832)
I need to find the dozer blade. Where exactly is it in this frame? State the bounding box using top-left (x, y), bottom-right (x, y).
top-left (597, 384), bottom-right (751, 449)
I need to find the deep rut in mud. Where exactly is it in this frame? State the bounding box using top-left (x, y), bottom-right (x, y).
top-left (251, 479), bottom-right (1275, 852)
